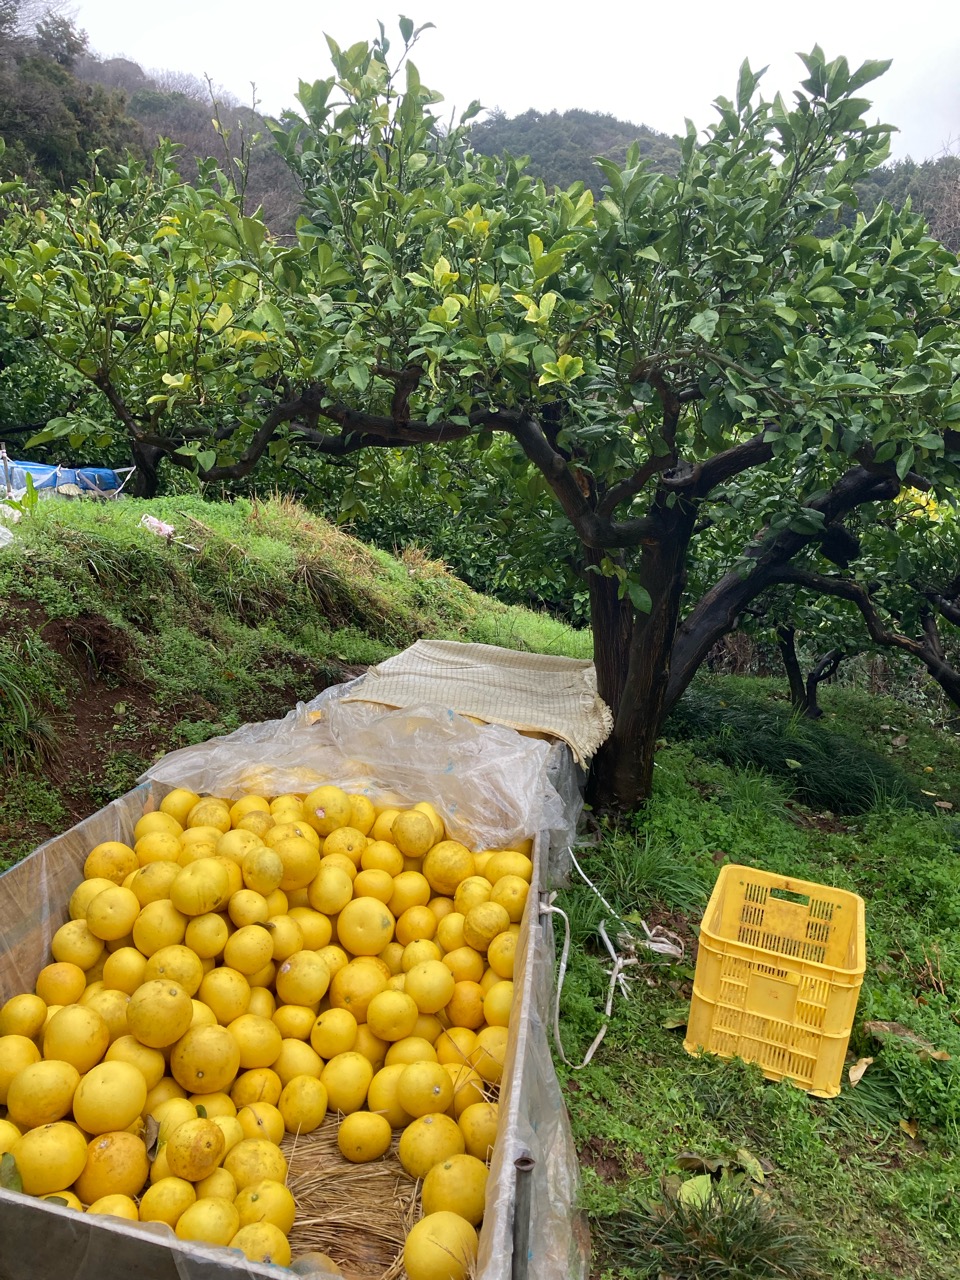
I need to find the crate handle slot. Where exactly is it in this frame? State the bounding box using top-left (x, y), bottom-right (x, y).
top-left (768, 887), bottom-right (810, 907)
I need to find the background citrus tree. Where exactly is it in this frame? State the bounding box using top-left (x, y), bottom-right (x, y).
top-left (3, 26), bottom-right (960, 810)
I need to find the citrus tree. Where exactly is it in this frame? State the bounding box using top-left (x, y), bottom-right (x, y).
top-left (4, 27), bottom-right (960, 810)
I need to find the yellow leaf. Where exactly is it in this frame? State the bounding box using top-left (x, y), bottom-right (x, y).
top-left (848, 1057), bottom-right (873, 1087)
top-left (899, 1119), bottom-right (918, 1139)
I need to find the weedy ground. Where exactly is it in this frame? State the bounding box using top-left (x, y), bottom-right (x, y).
top-left (0, 494), bottom-right (586, 866)
top-left (560, 681), bottom-right (960, 1279)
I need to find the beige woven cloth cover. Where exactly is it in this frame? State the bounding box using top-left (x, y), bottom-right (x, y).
top-left (342, 639), bottom-right (613, 765)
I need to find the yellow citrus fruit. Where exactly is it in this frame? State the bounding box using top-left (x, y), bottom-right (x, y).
top-left (307, 863), bottom-right (354, 915)
top-left (322, 825), bottom-right (368, 865)
top-left (361, 840), bottom-right (404, 876)
top-left (457, 1100), bottom-right (499, 1161)
top-left (422, 841), bottom-right (476, 896)
top-left (135, 832), bottom-right (182, 866)
top-left (143, 1076), bottom-right (187, 1114)
top-left (0, 1034), bottom-right (41, 1106)
top-left (489, 874), bottom-right (530, 923)
top-left (435, 1026), bottom-right (479, 1067)
top-left (87, 1192), bottom-right (140, 1219)
top-left (474, 1025), bottom-right (509, 1085)
top-left (73, 1061), bottom-right (147, 1134)
top-left (101, 947), bottom-right (147, 996)
top-left (402, 940), bottom-right (442, 971)
top-left (11, 1122), bottom-right (88, 1195)
top-left (227, 1014), bottom-right (283, 1070)
top-left (132, 900), bottom-right (187, 956)
top-left (241, 846), bottom-right (284, 896)
top-left (128, 862), bottom-right (180, 908)
top-left (70, 877), bottom-right (116, 920)
top-left (390, 811), bottom-right (435, 859)
top-left (153, 1096), bottom-right (198, 1143)
top-left (413, 801), bottom-right (445, 843)
top-left (230, 1221), bottom-right (291, 1266)
top-left (84, 842), bottom-right (138, 884)
top-left (388, 872), bottom-right (431, 917)
top-left (272, 836), bottom-right (321, 892)
top-left (247, 989), bottom-right (276, 1021)
top-left (365, 990), bottom-right (419, 1043)
top-left (139, 1175), bottom-right (196, 1227)
top-left (329, 959), bottom-right (388, 1021)
top-left (445, 981), bottom-right (485, 1030)
top-left (302, 785), bottom-right (353, 837)
top-left (442, 946), bottom-right (485, 985)
top-left (422, 1152), bottom-right (488, 1224)
top-left (223, 1136), bottom-right (288, 1190)
top-left (413, 1014), bottom-right (444, 1044)
top-left (224, 925), bottom-right (275, 976)
top-left (395, 906), bottom-right (437, 947)
top-left (403, 961), bottom-right (456, 1015)
top-left (337, 1110), bottom-right (392, 1163)
top-left (272, 1004), bottom-right (315, 1041)
top-left (270, 794), bottom-right (304, 817)
top-left (310, 1007), bottom-right (357, 1058)
top-left (379, 940), bottom-right (406, 974)
top-left (75, 1131), bottom-right (150, 1203)
top-left (486, 931), bottom-right (517, 980)
top-left (287, 907), bottom-right (332, 951)
top-left (189, 999), bottom-right (218, 1031)
top-left (143, 944), bottom-right (204, 996)
top-left (351, 868), bottom-right (394, 904)
top-left (263, 914), bottom-right (302, 964)
top-left (275, 951), bottom-right (329, 1006)
top-left (228, 889), bottom-right (269, 927)
top-left (483, 980), bottom-right (515, 1028)
top-left (169, 859), bottom-right (231, 916)
top-left (317, 945), bottom-right (349, 979)
top-left (171, 1024), bottom-right (242, 1094)
top-left (453, 877), bottom-right (492, 917)
top-left (444, 1062), bottom-right (485, 1117)
top-left (0, 1118), bottom-right (21, 1156)
top-left (198, 967), bottom-right (251, 1024)
top-left (371, 807), bottom-right (401, 842)
top-left (210, 1113), bottom-right (244, 1157)
top-left (236, 1177), bottom-right (297, 1233)
top-left (189, 1090), bottom-right (236, 1117)
top-left (41, 1189), bottom-right (83, 1210)
top-left (183, 912), bottom-right (230, 959)
top-left (320, 1051), bottom-right (374, 1114)
top-left (43, 1004), bottom-right (109, 1073)
top-left (236, 1101), bottom-right (284, 1145)
top-left (436, 912), bottom-right (466, 953)
top-left (229, 795), bottom-right (271, 826)
top-left (230, 1067), bottom-right (282, 1108)
top-left (272, 1038), bottom-right (324, 1087)
top-left (195, 1166), bottom-right (237, 1199)
top-left (384, 1036), bottom-right (437, 1068)
top-left (166, 1116), bottom-right (227, 1181)
top-left (337, 897), bottom-right (396, 956)
top-left (428, 895), bottom-right (456, 922)
top-left (462, 902), bottom-right (510, 952)
top-left (483, 850), bottom-right (533, 884)
top-left (348, 794), bottom-right (376, 836)
top-left (160, 788), bottom-right (202, 826)
top-left (397, 1060), bottom-right (455, 1117)
top-left (236, 812), bottom-right (275, 839)
top-left (34, 962), bottom-right (85, 1007)
top-left (217, 828), bottom-right (264, 864)
top-left (175, 1195), bottom-right (240, 1245)
top-left (127, 979), bottom-right (192, 1048)
top-left (212, 855), bottom-right (243, 898)
top-left (135, 811), bottom-right (184, 842)
top-left (51, 919), bottom-right (104, 970)
top-left (366, 1063), bottom-right (413, 1129)
top-left (353, 1023), bottom-right (388, 1070)
top-left (104, 1035), bottom-right (165, 1092)
top-left (398, 1113), bottom-right (465, 1180)
top-left (186, 800), bottom-right (231, 833)
top-left (404, 1211), bottom-right (478, 1280)
top-left (278, 1073), bottom-right (328, 1134)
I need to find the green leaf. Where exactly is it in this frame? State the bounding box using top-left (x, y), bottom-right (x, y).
top-left (890, 372), bottom-right (929, 395)
top-left (0, 1153), bottom-right (23, 1194)
top-left (678, 1174), bottom-right (714, 1208)
top-left (895, 446), bottom-right (915, 480)
top-left (807, 286), bottom-right (845, 306)
top-left (197, 450), bottom-right (217, 473)
top-left (689, 309), bottom-right (719, 342)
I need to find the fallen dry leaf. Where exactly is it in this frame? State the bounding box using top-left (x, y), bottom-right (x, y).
top-left (934, 800), bottom-right (954, 810)
top-left (891, 734), bottom-right (908, 747)
top-left (849, 1056), bottom-right (874, 1086)
top-left (899, 1119), bottom-right (919, 1139)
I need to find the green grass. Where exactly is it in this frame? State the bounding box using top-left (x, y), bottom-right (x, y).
top-left (557, 698), bottom-right (960, 1280)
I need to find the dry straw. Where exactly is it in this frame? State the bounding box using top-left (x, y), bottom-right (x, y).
top-left (282, 1125), bottom-right (417, 1279)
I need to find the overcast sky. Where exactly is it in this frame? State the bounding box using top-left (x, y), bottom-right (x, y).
top-left (71, 1), bottom-right (959, 161)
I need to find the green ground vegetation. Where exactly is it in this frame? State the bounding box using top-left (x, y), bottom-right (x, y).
top-left (0, 494), bottom-right (587, 866)
top-left (559, 679), bottom-right (960, 1279)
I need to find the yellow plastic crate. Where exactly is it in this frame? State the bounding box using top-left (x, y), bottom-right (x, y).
top-left (684, 865), bottom-right (865, 1098)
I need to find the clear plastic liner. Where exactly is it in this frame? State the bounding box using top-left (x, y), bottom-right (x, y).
top-left (0, 691), bottom-right (589, 1280)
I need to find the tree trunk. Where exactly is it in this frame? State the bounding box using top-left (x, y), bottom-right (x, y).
top-left (130, 441), bottom-right (164, 498)
top-left (776, 626), bottom-right (807, 713)
top-left (804, 647), bottom-right (844, 719)
top-left (583, 546), bottom-right (633, 715)
top-left (587, 502), bottom-right (696, 811)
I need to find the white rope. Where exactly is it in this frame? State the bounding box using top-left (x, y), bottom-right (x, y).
top-left (542, 845), bottom-right (685, 1070)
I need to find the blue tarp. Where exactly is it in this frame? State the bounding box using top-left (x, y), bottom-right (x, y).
top-left (5, 459), bottom-right (123, 492)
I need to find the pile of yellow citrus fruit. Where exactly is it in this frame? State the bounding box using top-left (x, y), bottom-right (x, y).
top-left (0, 783), bottom-right (533, 1280)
